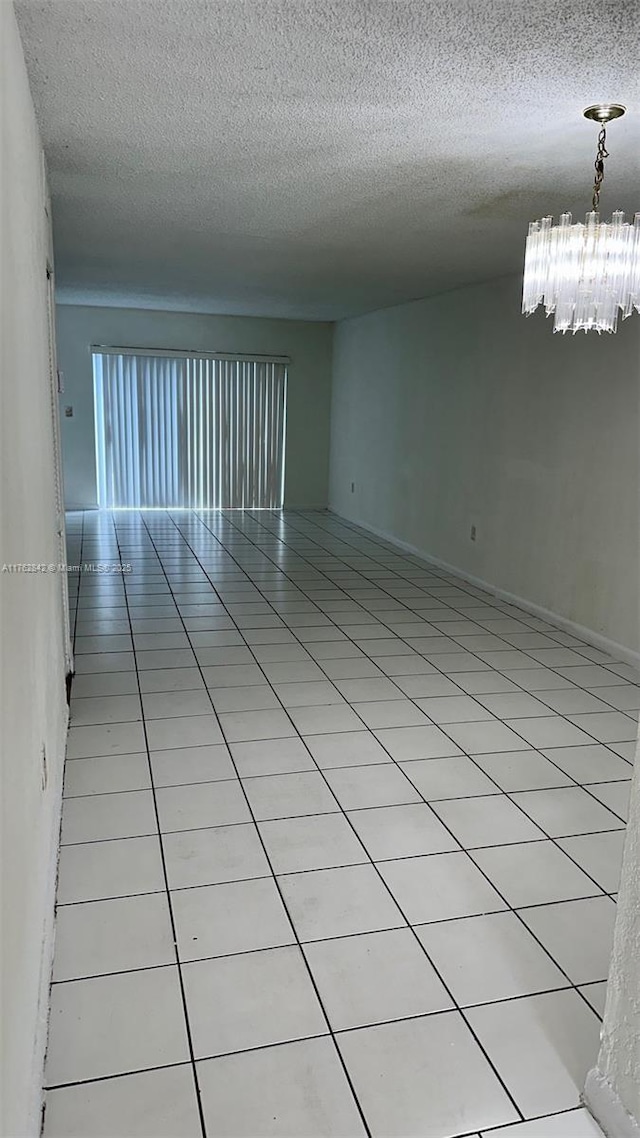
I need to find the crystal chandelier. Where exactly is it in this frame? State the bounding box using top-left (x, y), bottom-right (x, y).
top-left (522, 104), bottom-right (640, 334)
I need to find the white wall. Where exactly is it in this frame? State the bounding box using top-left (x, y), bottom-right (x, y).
top-left (0, 6), bottom-right (69, 1136)
top-left (585, 727), bottom-right (640, 1135)
top-left (330, 275), bottom-right (640, 654)
top-left (56, 304), bottom-right (333, 509)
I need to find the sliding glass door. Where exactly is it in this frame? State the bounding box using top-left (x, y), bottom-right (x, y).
top-left (92, 350), bottom-right (287, 509)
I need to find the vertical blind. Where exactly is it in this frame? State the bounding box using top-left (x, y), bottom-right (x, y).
top-left (92, 350), bottom-right (287, 509)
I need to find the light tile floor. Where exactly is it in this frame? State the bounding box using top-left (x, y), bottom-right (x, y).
top-left (43, 508), bottom-right (638, 1137)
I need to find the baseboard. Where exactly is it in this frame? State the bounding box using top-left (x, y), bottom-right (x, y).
top-left (66, 504), bottom-right (330, 513)
top-left (329, 510), bottom-right (640, 670)
top-left (584, 1069), bottom-right (640, 1138)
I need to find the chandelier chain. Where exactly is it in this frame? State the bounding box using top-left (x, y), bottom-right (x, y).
top-left (592, 125), bottom-right (609, 212)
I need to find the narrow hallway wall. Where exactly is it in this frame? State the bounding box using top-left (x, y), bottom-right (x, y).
top-left (585, 726), bottom-right (640, 1136)
top-left (1, 6), bottom-right (69, 1134)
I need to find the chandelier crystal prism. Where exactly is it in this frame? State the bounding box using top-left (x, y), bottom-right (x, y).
top-left (522, 104), bottom-right (640, 334)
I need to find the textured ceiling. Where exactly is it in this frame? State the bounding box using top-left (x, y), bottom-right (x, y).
top-left (14, 0), bottom-right (640, 320)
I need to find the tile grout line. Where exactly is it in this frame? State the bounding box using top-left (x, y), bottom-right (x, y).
top-left (70, 513), bottom-right (632, 905)
top-left (136, 536), bottom-right (527, 1132)
top-left (151, 513), bottom-right (533, 1120)
top-left (101, 514), bottom-right (210, 1138)
top-left (56, 508), bottom-right (631, 1131)
top-left (175, 510), bottom-right (619, 1019)
top-left (86, 510), bottom-right (623, 994)
top-left (216, 509), bottom-right (631, 901)
top-left (136, 511), bottom-right (375, 1138)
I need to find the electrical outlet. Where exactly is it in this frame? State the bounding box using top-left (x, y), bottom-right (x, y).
top-left (470, 524), bottom-right (477, 542)
top-left (350, 482), bottom-right (355, 493)
top-left (64, 406), bottom-right (73, 418)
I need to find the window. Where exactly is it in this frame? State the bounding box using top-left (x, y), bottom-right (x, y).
top-left (92, 349), bottom-right (288, 508)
